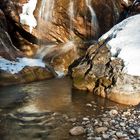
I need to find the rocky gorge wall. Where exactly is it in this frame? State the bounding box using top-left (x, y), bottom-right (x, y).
top-left (0, 0), bottom-right (123, 74)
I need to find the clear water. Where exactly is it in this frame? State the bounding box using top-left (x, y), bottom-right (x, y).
top-left (0, 78), bottom-right (126, 140)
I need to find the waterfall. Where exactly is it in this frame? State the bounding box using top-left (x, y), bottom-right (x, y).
top-left (36, 0), bottom-right (55, 59)
top-left (35, 41), bottom-right (75, 60)
top-left (85, 0), bottom-right (99, 38)
top-left (39, 0), bottom-right (55, 22)
top-left (68, 0), bottom-right (74, 40)
top-left (35, 45), bottom-right (56, 59)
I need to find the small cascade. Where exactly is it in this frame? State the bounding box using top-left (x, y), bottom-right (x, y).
top-left (68, 0), bottom-right (74, 40)
top-left (85, 0), bottom-right (99, 38)
top-left (35, 45), bottom-right (56, 59)
top-left (35, 41), bottom-right (76, 76)
top-left (35, 41), bottom-right (75, 60)
top-left (36, 0), bottom-right (55, 59)
top-left (39, 0), bottom-right (55, 22)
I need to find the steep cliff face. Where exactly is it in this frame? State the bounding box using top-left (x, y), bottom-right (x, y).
top-left (4, 0), bottom-right (122, 73)
top-left (12, 0), bottom-right (122, 43)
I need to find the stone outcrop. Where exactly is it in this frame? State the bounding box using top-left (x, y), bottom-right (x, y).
top-left (69, 40), bottom-right (124, 100)
top-left (0, 66), bottom-right (54, 86)
top-left (70, 40), bottom-right (140, 105)
top-left (70, 14), bottom-right (140, 105)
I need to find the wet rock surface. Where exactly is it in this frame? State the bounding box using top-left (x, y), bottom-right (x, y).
top-left (0, 9), bottom-right (23, 60)
top-left (0, 66), bottom-right (55, 86)
top-left (69, 39), bottom-right (126, 103)
top-left (70, 106), bottom-right (140, 140)
top-left (69, 126), bottom-right (85, 136)
top-left (0, 0), bottom-right (139, 84)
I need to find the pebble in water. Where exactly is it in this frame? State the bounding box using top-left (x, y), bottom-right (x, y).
top-left (109, 109), bottom-right (118, 116)
top-left (69, 126), bottom-right (85, 136)
top-left (95, 127), bottom-right (108, 134)
top-left (137, 128), bottom-right (140, 136)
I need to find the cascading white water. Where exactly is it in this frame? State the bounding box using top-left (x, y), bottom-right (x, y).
top-left (35, 44), bottom-right (56, 59)
top-left (36, 0), bottom-right (55, 60)
top-left (68, 0), bottom-right (74, 40)
top-left (85, 0), bottom-right (99, 38)
top-left (36, 0), bottom-right (75, 61)
top-left (36, 41), bottom-right (75, 60)
top-left (39, 0), bottom-right (55, 22)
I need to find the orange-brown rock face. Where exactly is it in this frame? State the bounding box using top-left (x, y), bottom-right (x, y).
top-left (0, 1), bottom-right (56, 86)
top-left (0, 0), bottom-right (122, 53)
top-left (8, 0), bottom-right (122, 73)
top-left (17, 0), bottom-right (122, 43)
top-left (0, 9), bottom-right (23, 60)
top-left (0, 0), bottom-right (135, 78)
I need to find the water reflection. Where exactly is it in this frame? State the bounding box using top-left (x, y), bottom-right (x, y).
top-left (0, 77), bottom-right (126, 140)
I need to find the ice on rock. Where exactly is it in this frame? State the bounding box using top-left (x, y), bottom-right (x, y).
top-left (20, 0), bottom-right (37, 33)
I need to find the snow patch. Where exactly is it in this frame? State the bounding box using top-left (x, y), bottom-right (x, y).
top-left (20, 0), bottom-right (37, 33)
top-left (0, 57), bottom-right (45, 74)
top-left (100, 14), bottom-right (140, 76)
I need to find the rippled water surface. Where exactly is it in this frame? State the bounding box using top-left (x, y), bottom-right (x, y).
top-left (0, 78), bottom-right (127, 140)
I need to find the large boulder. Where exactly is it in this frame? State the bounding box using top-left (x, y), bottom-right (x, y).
top-left (70, 14), bottom-right (140, 105)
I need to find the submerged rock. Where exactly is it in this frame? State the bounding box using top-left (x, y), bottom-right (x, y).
top-left (95, 127), bottom-right (108, 134)
top-left (69, 126), bottom-right (85, 136)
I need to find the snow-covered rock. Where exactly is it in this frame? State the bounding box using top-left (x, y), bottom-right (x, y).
top-left (0, 57), bottom-right (45, 74)
top-left (100, 14), bottom-right (140, 76)
top-left (20, 0), bottom-right (37, 33)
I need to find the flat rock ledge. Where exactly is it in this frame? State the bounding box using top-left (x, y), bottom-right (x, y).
top-left (0, 66), bottom-right (54, 86)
